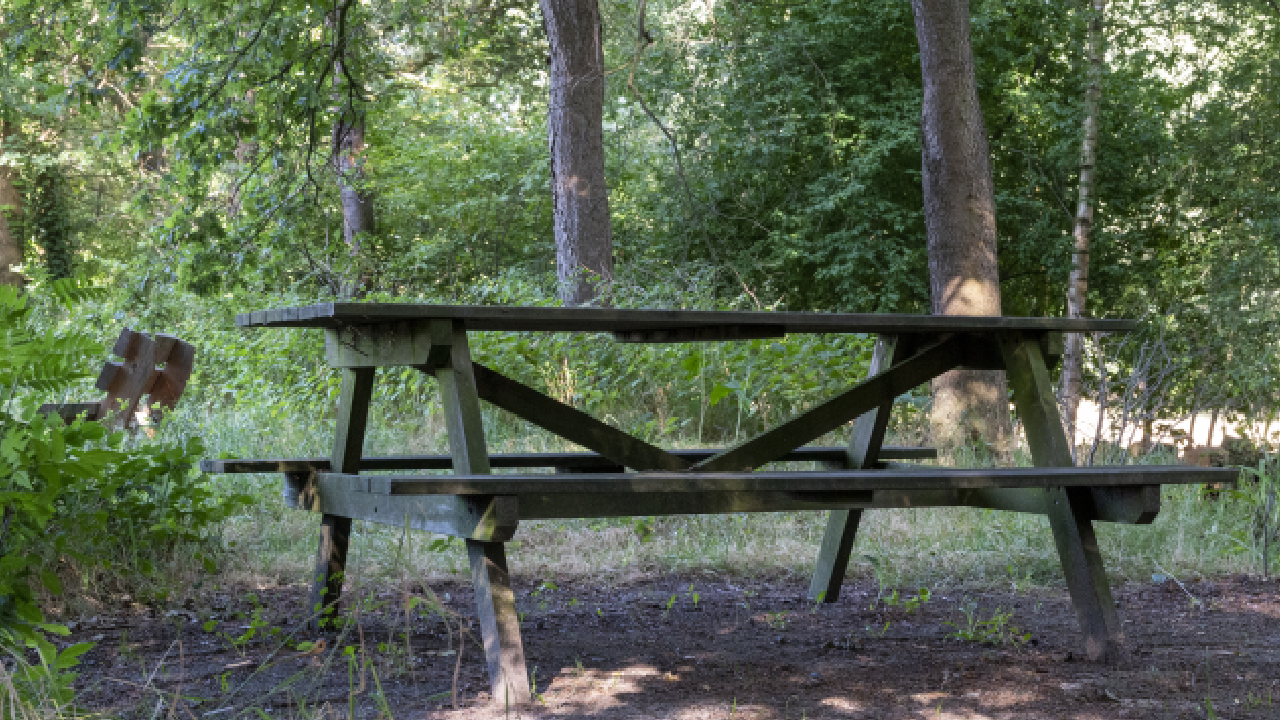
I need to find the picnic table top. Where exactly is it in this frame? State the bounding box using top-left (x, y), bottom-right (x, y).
top-left (236, 303), bottom-right (1140, 334)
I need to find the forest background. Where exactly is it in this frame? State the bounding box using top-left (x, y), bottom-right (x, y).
top-left (1, 0), bottom-right (1280, 699)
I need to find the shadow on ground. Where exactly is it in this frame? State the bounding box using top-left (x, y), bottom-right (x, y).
top-left (62, 574), bottom-right (1280, 719)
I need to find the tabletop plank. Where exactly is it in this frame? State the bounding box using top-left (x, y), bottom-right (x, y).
top-left (235, 303), bottom-right (1139, 334)
top-left (319, 465), bottom-right (1238, 496)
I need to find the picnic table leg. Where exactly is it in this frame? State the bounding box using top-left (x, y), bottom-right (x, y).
top-left (1001, 333), bottom-right (1124, 664)
top-left (809, 335), bottom-right (903, 603)
top-left (467, 540), bottom-right (531, 706)
top-left (432, 320), bottom-right (532, 704)
top-left (310, 367), bottom-right (375, 630)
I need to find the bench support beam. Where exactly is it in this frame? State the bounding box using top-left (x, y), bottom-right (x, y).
top-left (1002, 333), bottom-right (1124, 665)
top-left (810, 335), bottom-right (904, 602)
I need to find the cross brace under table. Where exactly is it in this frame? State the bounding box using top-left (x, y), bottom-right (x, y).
top-left (207, 305), bottom-right (1240, 705)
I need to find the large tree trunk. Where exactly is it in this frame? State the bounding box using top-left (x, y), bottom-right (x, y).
top-left (1059, 0), bottom-right (1107, 459)
top-left (0, 122), bottom-right (25, 288)
top-left (541, 0), bottom-right (613, 306)
top-left (911, 0), bottom-right (1012, 449)
top-left (332, 107), bottom-right (375, 297)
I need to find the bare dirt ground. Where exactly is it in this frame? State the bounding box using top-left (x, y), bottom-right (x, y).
top-left (61, 574), bottom-right (1280, 719)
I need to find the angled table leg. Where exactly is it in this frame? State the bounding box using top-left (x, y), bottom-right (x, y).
top-left (809, 335), bottom-right (904, 602)
top-left (432, 320), bottom-right (532, 705)
top-left (1001, 333), bottom-right (1124, 664)
top-left (311, 367), bottom-right (375, 629)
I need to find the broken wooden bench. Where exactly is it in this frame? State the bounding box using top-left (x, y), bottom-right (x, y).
top-left (38, 327), bottom-right (196, 429)
top-left (201, 304), bottom-right (1239, 705)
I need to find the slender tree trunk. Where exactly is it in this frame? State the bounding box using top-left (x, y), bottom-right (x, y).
top-left (0, 121), bottom-right (25, 287)
top-left (332, 106), bottom-right (375, 297)
top-left (1059, 0), bottom-right (1107, 456)
top-left (911, 0), bottom-right (1011, 449)
top-left (541, 0), bottom-right (613, 305)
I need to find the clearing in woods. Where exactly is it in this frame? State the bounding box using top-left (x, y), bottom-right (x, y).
top-left (63, 573), bottom-right (1279, 719)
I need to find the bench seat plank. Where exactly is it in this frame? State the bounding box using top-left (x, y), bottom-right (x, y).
top-left (319, 465), bottom-right (1239, 496)
top-left (200, 446), bottom-right (939, 473)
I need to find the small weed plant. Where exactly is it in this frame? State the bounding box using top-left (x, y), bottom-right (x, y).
top-left (945, 602), bottom-right (1031, 646)
top-left (871, 587), bottom-right (932, 613)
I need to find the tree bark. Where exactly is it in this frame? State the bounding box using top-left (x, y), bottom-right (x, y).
top-left (911, 0), bottom-right (1011, 449)
top-left (1059, 0), bottom-right (1107, 458)
top-left (0, 121), bottom-right (25, 287)
top-left (332, 106), bottom-right (375, 297)
top-left (541, 0), bottom-right (613, 306)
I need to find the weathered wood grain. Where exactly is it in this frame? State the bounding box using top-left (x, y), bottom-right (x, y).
top-left (810, 335), bottom-right (904, 603)
top-left (314, 465), bottom-right (1235, 496)
top-left (1002, 332), bottom-right (1124, 665)
top-left (236, 303), bottom-right (1140, 334)
top-left (310, 367), bottom-right (375, 628)
top-left (296, 474), bottom-right (518, 541)
top-left (467, 541), bottom-right (531, 704)
top-left (471, 362), bottom-right (690, 471)
top-left (432, 322), bottom-right (530, 704)
top-left (325, 322), bottom-right (441, 367)
top-left (290, 481), bottom-right (1165, 526)
top-left (200, 445), bottom-right (939, 474)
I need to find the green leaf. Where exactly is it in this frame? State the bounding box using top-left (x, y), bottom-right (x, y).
top-left (40, 570), bottom-right (63, 596)
top-left (707, 384), bottom-right (732, 408)
top-left (53, 642), bottom-right (94, 669)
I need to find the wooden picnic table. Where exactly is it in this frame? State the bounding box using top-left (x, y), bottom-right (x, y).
top-left (203, 303), bottom-right (1239, 704)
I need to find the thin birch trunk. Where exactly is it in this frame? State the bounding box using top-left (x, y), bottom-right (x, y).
top-left (1060, 0), bottom-right (1107, 459)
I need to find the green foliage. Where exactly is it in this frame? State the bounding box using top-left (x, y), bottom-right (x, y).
top-left (873, 587), bottom-right (932, 613)
top-left (0, 280), bottom-right (251, 648)
top-left (27, 163), bottom-right (74, 280)
top-left (945, 602), bottom-right (1031, 646)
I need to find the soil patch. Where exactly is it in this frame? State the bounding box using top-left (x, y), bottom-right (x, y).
top-left (55, 574), bottom-right (1280, 719)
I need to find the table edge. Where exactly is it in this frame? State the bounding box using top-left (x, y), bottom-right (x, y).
top-left (233, 303), bottom-right (1141, 333)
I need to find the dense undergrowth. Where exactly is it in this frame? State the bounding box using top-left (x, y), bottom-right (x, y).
top-left (4, 274), bottom-right (1279, 718)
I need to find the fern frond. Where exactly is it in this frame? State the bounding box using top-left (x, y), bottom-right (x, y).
top-left (50, 278), bottom-right (107, 308)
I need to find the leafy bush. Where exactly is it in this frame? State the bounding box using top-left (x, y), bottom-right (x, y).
top-left (0, 280), bottom-right (250, 649)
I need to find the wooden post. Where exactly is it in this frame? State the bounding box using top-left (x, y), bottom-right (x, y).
top-left (1000, 332), bottom-right (1124, 664)
top-left (310, 367), bottom-right (375, 629)
top-left (809, 335), bottom-right (903, 602)
top-left (467, 540), bottom-right (530, 706)
top-left (432, 320), bottom-right (531, 704)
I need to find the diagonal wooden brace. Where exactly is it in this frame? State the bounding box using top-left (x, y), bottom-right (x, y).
top-left (810, 335), bottom-right (908, 602)
top-left (695, 334), bottom-right (966, 471)
top-left (470, 362), bottom-right (691, 471)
